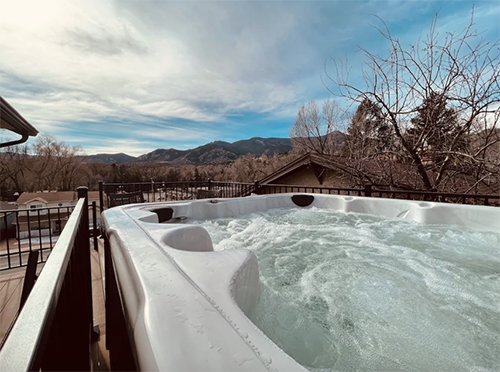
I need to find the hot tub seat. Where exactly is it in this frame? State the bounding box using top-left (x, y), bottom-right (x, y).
top-left (103, 201), bottom-right (306, 371)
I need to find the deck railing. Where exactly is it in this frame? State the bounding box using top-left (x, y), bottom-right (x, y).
top-left (99, 180), bottom-right (500, 209)
top-left (257, 183), bottom-right (500, 206)
top-left (0, 202), bottom-right (100, 271)
top-left (0, 205), bottom-right (75, 271)
top-left (99, 180), bottom-right (256, 212)
top-left (0, 187), bottom-right (93, 370)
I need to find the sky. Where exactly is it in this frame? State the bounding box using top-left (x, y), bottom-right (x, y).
top-left (0, 0), bottom-right (499, 156)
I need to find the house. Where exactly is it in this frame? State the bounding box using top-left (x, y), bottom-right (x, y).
top-left (258, 152), bottom-right (355, 189)
top-left (15, 191), bottom-right (100, 237)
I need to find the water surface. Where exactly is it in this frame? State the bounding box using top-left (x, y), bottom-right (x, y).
top-left (193, 208), bottom-right (500, 372)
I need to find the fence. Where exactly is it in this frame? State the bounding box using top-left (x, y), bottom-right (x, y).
top-left (257, 183), bottom-right (500, 206)
top-left (0, 205), bottom-right (75, 271)
top-left (99, 180), bottom-right (500, 210)
top-left (0, 202), bottom-right (100, 271)
top-left (0, 187), bottom-right (93, 370)
top-left (98, 180), bottom-right (255, 212)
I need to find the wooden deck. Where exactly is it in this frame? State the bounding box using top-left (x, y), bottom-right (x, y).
top-left (0, 266), bottom-right (25, 343)
top-left (91, 237), bottom-right (110, 371)
top-left (0, 238), bottom-right (110, 370)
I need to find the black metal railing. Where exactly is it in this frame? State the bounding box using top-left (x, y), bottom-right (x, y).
top-left (0, 205), bottom-right (75, 271)
top-left (99, 180), bottom-right (500, 209)
top-left (98, 180), bottom-right (256, 212)
top-left (0, 201), bottom-right (100, 271)
top-left (0, 187), bottom-right (93, 370)
top-left (256, 183), bottom-right (364, 197)
top-left (367, 187), bottom-right (500, 205)
top-left (257, 183), bottom-right (500, 206)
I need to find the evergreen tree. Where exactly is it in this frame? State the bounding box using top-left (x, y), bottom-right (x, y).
top-left (406, 92), bottom-right (463, 164)
top-left (344, 99), bottom-right (392, 159)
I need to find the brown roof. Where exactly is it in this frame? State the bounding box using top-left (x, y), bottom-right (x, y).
top-left (16, 191), bottom-right (76, 204)
top-left (0, 201), bottom-right (17, 211)
top-left (88, 191), bottom-right (100, 201)
top-left (259, 152), bottom-right (351, 185)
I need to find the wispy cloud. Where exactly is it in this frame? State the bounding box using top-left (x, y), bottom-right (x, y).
top-left (0, 0), bottom-right (497, 155)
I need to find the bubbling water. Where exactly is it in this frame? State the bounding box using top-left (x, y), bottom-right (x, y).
top-left (193, 208), bottom-right (500, 372)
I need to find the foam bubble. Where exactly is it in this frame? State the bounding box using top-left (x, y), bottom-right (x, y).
top-left (192, 208), bottom-right (500, 371)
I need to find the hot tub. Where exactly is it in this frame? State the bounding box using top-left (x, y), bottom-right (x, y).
top-left (102, 194), bottom-right (499, 371)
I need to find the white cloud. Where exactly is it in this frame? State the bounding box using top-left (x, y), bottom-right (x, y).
top-left (83, 139), bottom-right (159, 157)
top-left (130, 124), bottom-right (218, 142)
top-left (0, 0), bottom-right (497, 155)
top-left (0, 0), bottom-right (309, 130)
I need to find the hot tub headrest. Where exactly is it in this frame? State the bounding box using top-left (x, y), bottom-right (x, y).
top-left (153, 207), bottom-right (174, 223)
top-left (292, 194), bottom-right (314, 207)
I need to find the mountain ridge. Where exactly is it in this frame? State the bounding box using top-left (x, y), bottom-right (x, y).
top-left (84, 136), bottom-right (295, 165)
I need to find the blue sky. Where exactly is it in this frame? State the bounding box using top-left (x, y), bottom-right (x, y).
top-left (0, 0), bottom-right (498, 156)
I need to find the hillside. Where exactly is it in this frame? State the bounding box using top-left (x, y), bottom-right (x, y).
top-left (85, 137), bottom-right (294, 165)
top-left (84, 153), bottom-right (137, 164)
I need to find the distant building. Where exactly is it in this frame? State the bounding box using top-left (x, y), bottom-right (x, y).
top-left (14, 191), bottom-right (100, 237)
top-left (259, 152), bottom-right (353, 188)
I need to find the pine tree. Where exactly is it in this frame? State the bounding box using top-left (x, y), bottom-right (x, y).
top-left (406, 92), bottom-right (463, 164)
top-left (344, 99), bottom-right (392, 159)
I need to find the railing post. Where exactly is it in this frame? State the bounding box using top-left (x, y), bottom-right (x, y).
top-left (92, 201), bottom-right (98, 251)
top-left (77, 187), bottom-right (91, 313)
top-left (208, 178), bottom-right (212, 191)
top-left (364, 184), bottom-right (372, 197)
top-left (77, 186), bottom-right (90, 251)
top-left (19, 250), bottom-right (39, 310)
top-left (99, 180), bottom-right (104, 213)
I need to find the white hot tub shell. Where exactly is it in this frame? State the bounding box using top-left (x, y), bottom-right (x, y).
top-left (102, 193), bottom-right (500, 371)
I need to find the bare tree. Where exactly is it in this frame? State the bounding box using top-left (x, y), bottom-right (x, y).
top-left (289, 99), bottom-right (345, 156)
top-left (327, 10), bottom-right (500, 192)
top-left (459, 111), bottom-right (500, 193)
top-left (0, 134), bottom-right (86, 194)
top-left (0, 144), bottom-right (32, 193)
top-left (33, 134), bottom-right (85, 191)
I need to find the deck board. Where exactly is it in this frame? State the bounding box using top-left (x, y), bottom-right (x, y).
top-left (0, 267), bottom-right (25, 343)
top-left (91, 237), bottom-right (110, 371)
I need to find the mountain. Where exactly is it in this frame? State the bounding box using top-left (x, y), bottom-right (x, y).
top-left (86, 137), bottom-right (294, 165)
top-left (137, 143), bottom-right (242, 165)
top-left (136, 148), bottom-right (188, 163)
top-left (137, 137), bottom-right (294, 164)
top-left (84, 153), bottom-right (137, 164)
top-left (232, 137), bottom-right (293, 156)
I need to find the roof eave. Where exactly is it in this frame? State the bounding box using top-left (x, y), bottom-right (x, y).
top-left (0, 96), bottom-right (38, 148)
